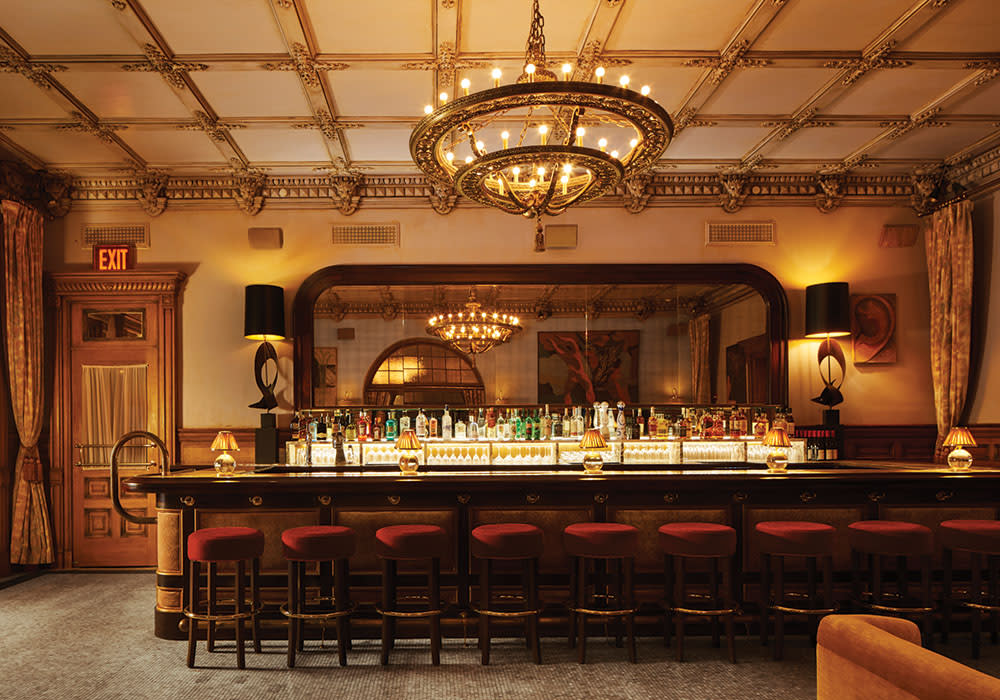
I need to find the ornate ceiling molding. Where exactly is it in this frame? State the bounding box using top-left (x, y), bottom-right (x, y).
top-left (0, 46), bottom-right (67, 89)
top-left (965, 60), bottom-right (1000, 87)
top-left (117, 163), bottom-right (169, 217)
top-left (56, 112), bottom-right (127, 143)
top-left (576, 40), bottom-right (631, 77)
top-left (761, 109), bottom-right (836, 140)
top-left (815, 174), bottom-right (845, 214)
top-left (400, 41), bottom-right (488, 89)
top-left (880, 107), bottom-right (949, 139)
top-left (177, 111), bottom-right (244, 141)
top-left (621, 171), bottom-right (653, 214)
top-left (683, 40), bottom-right (770, 85)
top-left (261, 42), bottom-right (349, 90)
top-left (824, 40), bottom-right (911, 86)
top-left (0, 160), bottom-right (72, 218)
top-left (910, 165), bottom-right (948, 214)
top-left (230, 166), bottom-right (267, 215)
top-left (672, 107), bottom-right (717, 134)
top-left (329, 174), bottom-right (361, 215)
top-left (291, 110), bottom-right (364, 140)
top-left (428, 179), bottom-right (458, 215)
top-left (121, 43), bottom-right (208, 90)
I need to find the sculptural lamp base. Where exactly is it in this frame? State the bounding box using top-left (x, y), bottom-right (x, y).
top-left (582, 452), bottom-right (604, 474)
top-left (399, 455), bottom-right (420, 475)
top-left (947, 447), bottom-right (973, 471)
top-left (766, 450), bottom-right (788, 474)
top-left (214, 452), bottom-right (236, 477)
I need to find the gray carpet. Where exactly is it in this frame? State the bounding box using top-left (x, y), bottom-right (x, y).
top-left (2, 573), bottom-right (999, 700)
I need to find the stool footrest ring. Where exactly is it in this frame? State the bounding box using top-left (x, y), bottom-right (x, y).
top-left (280, 600), bottom-right (357, 621)
top-left (671, 604), bottom-right (741, 616)
top-left (471, 606), bottom-right (543, 619)
top-left (375, 605), bottom-right (443, 619)
top-left (771, 603), bottom-right (838, 615)
top-left (863, 601), bottom-right (934, 614)
top-left (184, 599), bottom-right (261, 623)
top-left (566, 605), bottom-right (638, 617)
top-left (964, 601), bottom-right (1000, 612)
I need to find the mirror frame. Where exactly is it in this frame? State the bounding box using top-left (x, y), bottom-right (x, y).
top-left (293, 264), bottom-right (788, 409)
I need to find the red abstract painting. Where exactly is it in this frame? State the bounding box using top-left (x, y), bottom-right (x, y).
top-left (537, 330), bottom-right (639, 404)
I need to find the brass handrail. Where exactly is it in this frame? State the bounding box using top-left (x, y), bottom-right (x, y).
top-left (110, 430), bottom-right (170, 525)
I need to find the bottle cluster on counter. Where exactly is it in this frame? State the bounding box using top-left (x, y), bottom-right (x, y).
top-left (286, 403), bottom-right (814, 467)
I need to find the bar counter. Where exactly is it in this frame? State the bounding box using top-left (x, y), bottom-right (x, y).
top-left (125, 462), bottom-right (1000, 639)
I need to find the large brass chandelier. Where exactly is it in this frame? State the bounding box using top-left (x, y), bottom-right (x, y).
top-left (426, 288), bottom-right (522, 356)
top-left (410, 0), bottom-right (673, 230)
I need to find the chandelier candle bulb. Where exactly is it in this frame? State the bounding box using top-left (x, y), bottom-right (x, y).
top-left (641, 85), bottom-right (651, 96)
top-left (538, 124), bottom-right (548, 145)
top-left (560, 174), bottom-right (569, 194)
top-left (576, 127), bottom-right (585, 146)
top-left (526, 63), bottom-right (536, 82)
top-left (595, 66), bottom-right (605, 83)
top-left (512, 166), bottom-right (520, 182)
top-left (461, 78), bottom-right (471, 96)
top-left (599, 138), bottom-right (608, 152)
top-left (424, 104), bottom-right (433, 115)
top-left (439, 92), bottom-right (448, 104)
top-left (619, 75), bottom-right (630, 88)
top-left (492, 68), bottom-right (502, 87)
top-left (501, 131), bottom-right (510, 148)
top-left (465, 155), bottom-right (473, 164)
top-left (562, 63), bottom-right (572, 80)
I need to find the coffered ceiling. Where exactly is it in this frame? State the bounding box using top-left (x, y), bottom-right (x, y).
top-left (1, 0), bottom-right (998, 216)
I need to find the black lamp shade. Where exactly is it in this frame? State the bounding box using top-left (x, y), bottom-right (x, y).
top-left (805, 282), bottom-right (850, 338)
top-left (244, 284), bottom-right (285, 340)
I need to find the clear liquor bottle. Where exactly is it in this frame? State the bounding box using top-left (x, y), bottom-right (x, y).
top-left (415, 408), bottom-right (427, 438)
top-left (454, 413), bottom-right (467, 440)
top-left (467, 410), bottom-right (479, 440)
top-left (442, 406), bottom-right (452, 440)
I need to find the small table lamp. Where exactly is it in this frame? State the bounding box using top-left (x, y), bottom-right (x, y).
top-left (943, 426), bottom-right (976, 471)
top-left (580, 428), bottom-right (608, 474)
top-left (395, 429), bottom-right (422, 475)
top-left (805, 282), bottom-right (851, 426)
top-left (763, 427), bottom-right (791, 473)
top-left (211, 430), bottom-right (239, 476)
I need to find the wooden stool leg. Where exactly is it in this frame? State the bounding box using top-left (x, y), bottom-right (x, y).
top-left (664, 554), bottom-right (673, 648)
top-left (920, 554), bottom-right (933, 649)
top-left (297, 562), bottom-right (306, 652)
top-left (187, 560), bottom-right (199, 668)
top-left (760, 553), bottom-right (770, 648)
top-left (568, 556), bottom-right (578, 648)
top-left (675, 556), bottom-right (686, 662)
top-left (897, 555), bottom-right (909, 601)
top-left (206, 562), bottom-right (216, 652)
top-left (807, 557), bottom-right (818, 645)
top-left (235, 560), bottom-right (246, 670)
top-left (990, 555), bottom-right (999, 645)
top-left (577, 557), bottom-right (588, 664)
top-left (380, 558), bottom-right (392, 666)
top-left (723, 556), bottom-right (736, 663)
top-left (251, 557), bottom-right (261, 654)
top-left (479, 557), bottom-right (491, 665)
top-left (710, 558), bottom-right (721, 648)
top-left (287, 561), bottom-right (298, 667)
top-left (872, 554), bottom-right (883, 608)
top-left (625, 557), bottom-right (636, 664)
top-left (822, 555), bottom-right (834, 626)
top-left (430, 557), bottom-right (442, 666)
top-left (527, 557), bottom-right (542, 664)
top-left (615, 558), bottom-right (625, 648)
top-left (851, 549), bottom-right (862, 613)
top-left (942, 547), bottom-right (953, 644)
top-left (973, 552), bottom-right (983, 659)
top-left (334, 558), bottom-right (349, 667)
top-left (774, 555), bottom-right (785, 661)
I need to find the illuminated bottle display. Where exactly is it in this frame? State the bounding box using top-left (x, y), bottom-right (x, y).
top-left (454, 412), bottom-right (467, 440)
top-left (647, 408), bottom-right (657, 439)
top-left (428, 411), bottom-right (438, 439)
top-left (399, 410), bottom-right (411, 433)
top-left (442, 406), bottom-right (452, 440)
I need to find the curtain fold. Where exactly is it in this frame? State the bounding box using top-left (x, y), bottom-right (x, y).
top-left (81, 365), bottom-right (148, 467)
top-left (2, 199), bottom-right (54, 565)
top-left (690, 313), bottom-right (712, 404)
top-left (925, 199), bottom-right (974, 461)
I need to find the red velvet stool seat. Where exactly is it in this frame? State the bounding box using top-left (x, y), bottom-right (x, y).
top-left (564, 522), bottom-right (639, 663)
top-left (280, 525), bottom-right (357, 667)
top-left (185, 526), bottom-right (265, 669)
top-left (375, 524), bottom-right (449, 665)
top-left (659, 522), bottom-right (739, 662)
top-left (471, 523), bottom-right (544, 665)
top-left (940, 519), bottom-right (1000, 657)
top-left (849, 520), bottom-right (934, 644)
top-left (755, 521), bottom-right (837, 660)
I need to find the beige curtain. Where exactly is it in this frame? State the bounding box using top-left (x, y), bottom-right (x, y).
top-left (690, 313), bottom-right (711, 404)
top-left (81, 365), bottom-right (148, 467)
top-left (925, 199), bottom-right (974, 461)
top-left (2, 200), bottom-right (54, 565)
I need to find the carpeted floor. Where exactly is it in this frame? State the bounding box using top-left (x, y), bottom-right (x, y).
top-left (2, 572), bottom-right (1000, 700)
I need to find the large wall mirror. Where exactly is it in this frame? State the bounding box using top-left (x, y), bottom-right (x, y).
top-left (293, 265), bottom-right (788, 409)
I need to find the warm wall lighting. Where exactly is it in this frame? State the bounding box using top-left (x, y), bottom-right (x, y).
top-left (943, 427), bottom-right (976, 471)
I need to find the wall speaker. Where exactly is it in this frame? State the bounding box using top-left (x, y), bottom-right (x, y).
top-left (248, 227), bottom-right (283, 249)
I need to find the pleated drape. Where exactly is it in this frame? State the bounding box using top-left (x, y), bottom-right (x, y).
top-left (690, 313), bottom-right (712, 404)
top-left (925, 199), bottom-right (974, 461)
top-left (2, 199), bottom-right (54, 564)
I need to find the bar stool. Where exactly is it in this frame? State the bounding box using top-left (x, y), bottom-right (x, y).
top-left (848, 519), bottom-right (934, 644)
top-left (281, 525), bottom-right (357, 667)
top-left (375, 524), bottom-right (448, 665)
top-left (564, 522), bottom-right (639, 664)
top-left (755, 521), bottom-right (837, 660)
top-left (185, 526), bottom-right (264, 669)
top-left (659, 522), bottom-right (739, 662)
top-left (940, 519), bottom-right (1000, 657)
top-left (471, 523), bottom-right (544, 665)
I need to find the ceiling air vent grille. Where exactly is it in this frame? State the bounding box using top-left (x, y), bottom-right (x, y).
top-left (332, 223), bottom-right (399, 247)
top-left (705, 221), bottom-right (775, 246)
top-left (82, 223), bottom-right (150, 249)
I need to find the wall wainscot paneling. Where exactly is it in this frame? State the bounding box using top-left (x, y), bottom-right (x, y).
top-left (841, 425), bottom-right (937, 462)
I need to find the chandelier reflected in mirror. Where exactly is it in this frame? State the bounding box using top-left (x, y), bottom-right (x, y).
top-left (426, 288), bottom-right (522, 356)
top-left (410, 0), bottom-right (673, 229)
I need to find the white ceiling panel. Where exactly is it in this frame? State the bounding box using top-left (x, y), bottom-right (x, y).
top-left (608, 0), bottom-right (758, 51)
top-left (766, 126), bottom-right (889, 160)
top-left (755, 0), bottom-right (914, 51)
top-left (664, 126), bottom-right (772, 160)
top-left (141, 0), bottom-right (289, 55)
top-left (328, 69), bottom-right (434, 117)
top-left (190, 71), bottom-right (313, 118)
top-left (902, 0), bottom-right (1000, 52)
top-left (462, 0), bottom-right (587, 54)
top-left (57, 71), bottom-right (190, 119)
top-left (344, 127), bottom-right (415, 162)
top-left (231, 128), bottom-right (330, 163)
top-left (824, 69), bottom-right (973, 116)
top-left (0, 76), bottom-right (68, 118)
top-left (4, 129), bottom-right (122, 164)
top-left (875, 124), bottom-right (999, 160)
top-left (306, 0), bottom-right (433, 54)
top-left (701, 68), bottom-right (838, 115)
top-left (118, 129), bottom-right (227, 165)
top-left (0, 0), bottom-right (140, 55)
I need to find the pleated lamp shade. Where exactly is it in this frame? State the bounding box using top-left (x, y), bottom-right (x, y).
top-left (579, 428), bottom-right (608, 451)
top-left (763, 427), bottom-right (792, 448)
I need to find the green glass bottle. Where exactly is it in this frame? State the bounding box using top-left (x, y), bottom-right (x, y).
top-left (385, 411), bottom-right (398, 441)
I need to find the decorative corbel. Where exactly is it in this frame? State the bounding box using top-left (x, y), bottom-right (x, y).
top-left (622, 171), bottom-right (652, 214)
top-left (718, 173), bottom-right (748, 213)
top-left (329, 174), bottom-right (361, 215)
top-left (910, 166), bottom-right (947, 215)
top-left (41, 171), bottom-right (73, 218)
top-left (428, 179), bottom-right (458, 215)
top-left (814, 174), bottom-right (844, 214)
top-left (232, 168), bottom-right (266, 216)
top-left (136, 169), bottom-right (168, 217)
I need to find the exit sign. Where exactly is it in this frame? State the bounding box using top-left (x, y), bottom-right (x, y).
top-left (92, 245), bottom-right (135, 272)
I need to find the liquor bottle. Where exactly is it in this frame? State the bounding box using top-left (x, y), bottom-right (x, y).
top-left (524, 410), bottom-right (534, 440)
top-left (316, 413), bottom-right (328, 442)
top-left (399, 410), bottom-right (411, 433)
top-left (573, 406), bottom-right (586, 438)
top-left (541, 405), bottom-right (552, 440)
top-left (428, 410), bottom-right (439, 439)
top-left (373, 412), bottom-right (384, 441)
top-left (385, 411), bottom-right (398, 441)
top-left (785, 407), bottom-right (796, 438)
top-left (290, 411), bottom-right (301, 439)
top-left (496, 409), bottom-right (507, 440)
top-left (647, 408), bottom-right (658, 440)
top-left (753, 410), bottom-right (769, 438)
top-left (616, 402), bottom-right (626, 441)
top-left (773, 408), bottom-right (787, 433)
top-left (442, 406), bottom-right (453, 440)
top-left (532, 409), bottom-right (542, 441)
top-left (552, 410), bottom-right (563, 438)
top-left (636, 408), bottom-right (645, 438)
top-left (344, 412), bottom-right (357, 442)
top-left (626, 410), bottom-right (636, 440)
top-left (485, 407), bottom-right (497, 440)
top-left (562, 408), bottom-right (572, 438)
top-left (454, 412), bottom-right (467, 440)
top-left (467, 410), bottom-right (479, 440)
top-left (415, 408), bottom-right (427, 438)
top-left (657, 411), bottom-right (668, 439)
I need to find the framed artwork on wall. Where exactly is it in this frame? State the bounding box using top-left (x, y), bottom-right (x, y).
top-left (538, 330), bottom-right (639, 404)
top-left (312, 346), bottom-right (338, 406)
top-left (851, 293), bottom-right (897, 364)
